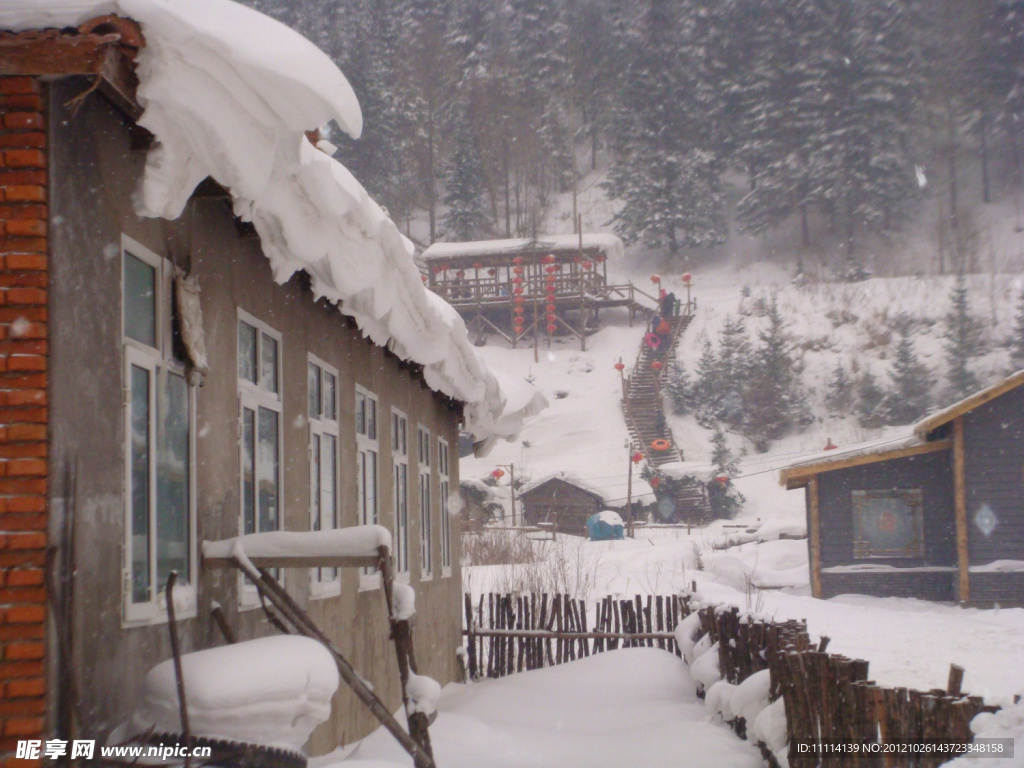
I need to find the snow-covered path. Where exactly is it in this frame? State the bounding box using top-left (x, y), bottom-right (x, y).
top-left (337, 648), bottom-right (761, 768)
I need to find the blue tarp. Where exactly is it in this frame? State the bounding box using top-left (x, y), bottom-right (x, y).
top-left (587, 512), bottom-right (624, 541)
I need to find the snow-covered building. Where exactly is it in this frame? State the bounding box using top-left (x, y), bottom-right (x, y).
top-left (780, 371), bottom-right (1024, 606)
top-left (518, 473), bottom-right (630, 537)
top-left (0, 0), bottom-right (543, 758)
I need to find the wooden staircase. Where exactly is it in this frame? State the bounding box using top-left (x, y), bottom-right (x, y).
top-left (622, 313), bottom-right (711, 521)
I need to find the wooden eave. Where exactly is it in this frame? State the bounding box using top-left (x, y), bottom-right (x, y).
top-left (780, 439), bottom-right (952, 490)
top-left (519, 477), bottom-right (604, 504)
top-left (0, 15), bottom-right (143, 116)
top-left (913, 369), bottom-right (1024, 438)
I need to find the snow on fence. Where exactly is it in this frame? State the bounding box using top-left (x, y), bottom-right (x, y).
top-left (462, 593), bottom-right (685, 679)
top-left (684, 597), bottom-right (1002, 768)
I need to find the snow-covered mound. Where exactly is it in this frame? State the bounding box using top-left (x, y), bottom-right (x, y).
top-left (1, 0), bottom-right (546, 445)
top-left (129, 635), bottom-right (338, 751)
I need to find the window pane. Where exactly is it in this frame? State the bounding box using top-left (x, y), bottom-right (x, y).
top-left (367, 450), bottom-right (378, 525)
top-left (367, 399), bottom-right (377, 441)
top-left (238, 321), bottom-right (257, 383)
top-left (258, 407), bottom-right (279, 532)
top-left (308, 363), bottom-right (321, 419)
top-left (323, 434), bottom-right (337, 530)
top-left (125, 253), bottom-right (156, 347)
top-left (441, 480), bottom-right (451, 569)
top-left (395, 463), bottom-right (408, 574)
top-left (311, 434), bottom-right (321, 531)
top-left (242, 407), bottom-right (256, 534)
top-left (356, 394), bottom-right (365, 435)
top-left (260, 334), bottom-right (279, 394)
top-left (157, 372), bottom-right (190, 589)
top-left (420, 472), bottom-right (432, 575)
top-left (324, 372), bottom-right (336, 421)
top-left (130, 364), bottom-right (151, 603)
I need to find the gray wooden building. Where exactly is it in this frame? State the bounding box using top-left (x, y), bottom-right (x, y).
top-left (519, 475), bottom-right (606, 537)
top-left (780, 371), bottom-right (1024, 605)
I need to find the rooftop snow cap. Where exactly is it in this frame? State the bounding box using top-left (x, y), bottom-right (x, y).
top-left (1, 0), bottom-right (546, 447)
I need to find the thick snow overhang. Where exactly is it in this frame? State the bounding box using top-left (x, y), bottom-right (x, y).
top-left (912, 369), bottom-right (1024, 439)
top-left (2, 0), bottom-right (546, 445)
top-left (777, 432), bottom-right (950, 490)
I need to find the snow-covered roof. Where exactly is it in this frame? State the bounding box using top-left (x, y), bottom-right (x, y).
top-left (1, 0), bottom-right (546, 446)
top-left (421, 234), bottom-right (625, 263)
top-left (913, 368), bottom-right (1024, 437)
top-left (778, 430), bottom-right (938, 488)
top-left (517, 470), bottom-right (653, 505)
top-left (519, 471), bottom-right (608, 501)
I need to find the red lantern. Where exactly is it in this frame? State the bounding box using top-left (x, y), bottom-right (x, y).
top-left (545, 265), bottom-right (557, 274)
top-left (513, 256), bottom-right (524, 265)
top-left (614, 361), bottom-right (625, 372)
top-left (440, 264), bottom-right (450, 272)
top-left (514, 306), bottom-right (524, 315)
top-left (583, 260), bottom-right (593, 270)
top-left (546, 313), bottom-right (557, 322)
top-left (421, 274), bottom-right (428, 283)
top-left (546, 303), bottom-right (556, 313)
top-left (651, 360), bottom-right (663, 372)
top-left (513, 286), bottom-right (524, 295)
top-left (488, 268), bottom-right (496, 276)
top-left (650, 274), bottom-right (661, 284)
top-left (546, 293), bottom-right (556, 302)
top-left (543, 254), bottom-right (556, 264)
top-left (513, 266), bottom-right (524, 275)
top-left (546, 323), bottom-right (557, 333)
top-left (682, 273), bottom-right (692, 283)
top-left (715, 475), bottom-right (729, 485)
top-left (650, 476), bottom-right (662, 489)
top-left (433, 266), bottom-right (443, 274)
top-left (512, 277), bottom-right (522, 285)
top-left (631, 451), bottom-right (644, 464)
top-left (473, 262), bottom-right (483, 269)
top-left (513, 295), bottom-right (525, 305)
top-left (597, 255), bottom-right (606, 263)
top-left (492, 468), bottom-right (505, 479)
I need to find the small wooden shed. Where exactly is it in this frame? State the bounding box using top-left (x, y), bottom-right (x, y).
top-left (518, 474), bottom-right (607, 537)
top-left (780, 371), bottom-right (1024, 605)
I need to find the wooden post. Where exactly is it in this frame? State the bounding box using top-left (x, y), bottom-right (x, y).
top-left (953, 417), bottom-right (970, 604)
top-left (626, 449), bottom-right (634, 538)
top-left (165, 573), bottom-right (192, 768)
top-left (947, 664), bottom-right (964, 696)
top-left (808, 476), bottom-right (823, 599)
top-left (509, 463), bottom-right (518, 526)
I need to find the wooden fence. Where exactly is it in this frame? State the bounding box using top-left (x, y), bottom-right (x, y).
top-left (692, 601), bottom-right (1001, 768)
top-left (462, 592), bottom-right (685, 679)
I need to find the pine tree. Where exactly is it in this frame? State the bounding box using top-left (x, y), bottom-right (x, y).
top-left (707, 423), bottom-right (744, 519)
top-left (856, 370), bottom-right (886, 428)
top-left (603, 0), bottom-right (727, 257)
top-left (1010, 290), bottom-right (1024, 372)
top-left (691, 340), bottom-right (719, 427)
top-left (885, 324), bottom-right (931, 425)
top-left (715, 315), bottom-right (752, 428)
top-left (742, 296), bottom-right (808, 451)
top-left (441, 111), bottom-right (488, 240)
top-left (942, 273), bottom-right (985, 401)
top-left (824, 363), bottom-right (854, 415)
top-left (665, 360), bottom-right (693, 416)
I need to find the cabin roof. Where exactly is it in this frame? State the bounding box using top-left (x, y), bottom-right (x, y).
top-left (913, 369), bottom-right (1024, 437)
top-left (421, 234), bottom-right (624, 264)
top-left (518, 473), bottom-right (608, 503)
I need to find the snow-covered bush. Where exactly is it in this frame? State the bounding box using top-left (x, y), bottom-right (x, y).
top-left (751, 699), bottom-right (789, 768)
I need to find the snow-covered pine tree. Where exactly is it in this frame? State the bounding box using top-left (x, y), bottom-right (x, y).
top-left (884, 322), bottom-right (931, 425)
top-left (942, 273), bottom-right (985, 401)
top-left (715, 314), bottom-right (752, 428)
top-left (603, 0), bottom-right (727, 257)
top-left (691, 340), bottom-right (719, 427)
top-left (824, 363), bottom-right (854, 415)
top-left (1010, 289), bottom-right (1024, 372)
top-left (441, 109), bottom-right (489, 240)
top-left (707, 423), bottom-right (744, 519)
top-left (741, 295), bottom-right (808, 452)
top-left (856, 370), bottom-right (887, 428)
top-left (665, 360), bottom-right (692, 416)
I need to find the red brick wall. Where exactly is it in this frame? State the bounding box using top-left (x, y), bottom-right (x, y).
top-left (0, 75), bottom-right (48, 766)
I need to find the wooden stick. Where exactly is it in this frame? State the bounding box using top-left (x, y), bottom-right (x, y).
top-left (947, 664), bottom-right (964, 696)
top-left (211, 604), bottom-right (236, 645)
top-left (165, 572), bottom-right (192, 768)
top-left (460, 628), bottom-right (677, 641)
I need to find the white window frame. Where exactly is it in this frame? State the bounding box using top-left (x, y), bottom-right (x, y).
top-left (237, 309), bottom-right (283, 607)
top-left (121, 235), bottom-right (197, 626)
top-left (309, 355), bottom-right (341, 597)
top-left (439, 436), bottom-right (452, 577)
top-left (418, 426), bottom-right (433, 580)
top-left (392, 408), bottom-right (410, 582)
top-left (356, 385), bottom-right (381, 590)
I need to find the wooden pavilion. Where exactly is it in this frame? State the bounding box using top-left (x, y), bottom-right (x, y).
top-left (421, 234), bottom-right (659, 348)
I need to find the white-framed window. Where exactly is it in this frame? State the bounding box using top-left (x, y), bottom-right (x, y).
top-left (439, 437), bottom-right (452, 577)
top-left (356, 386), bottom-right (380, 589)
top-left (121, 235), bottom-right (196, 625)
top-left (309, 356), bottom-right (340, 596)
top-left (392, 409), bottom-right (410, 581)
top-left (418, 426), bottom-right (433, 580)
top-left (237, 309), bottom-right (283, 604)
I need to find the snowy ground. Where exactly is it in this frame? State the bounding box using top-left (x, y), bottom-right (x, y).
top-left (331, 648), bottom-right (762, 768)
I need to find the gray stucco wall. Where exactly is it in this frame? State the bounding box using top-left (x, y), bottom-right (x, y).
top-left (48, 81), bottom-right (463, 753)
top-left (816, 451), bottom-right (956, 601)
